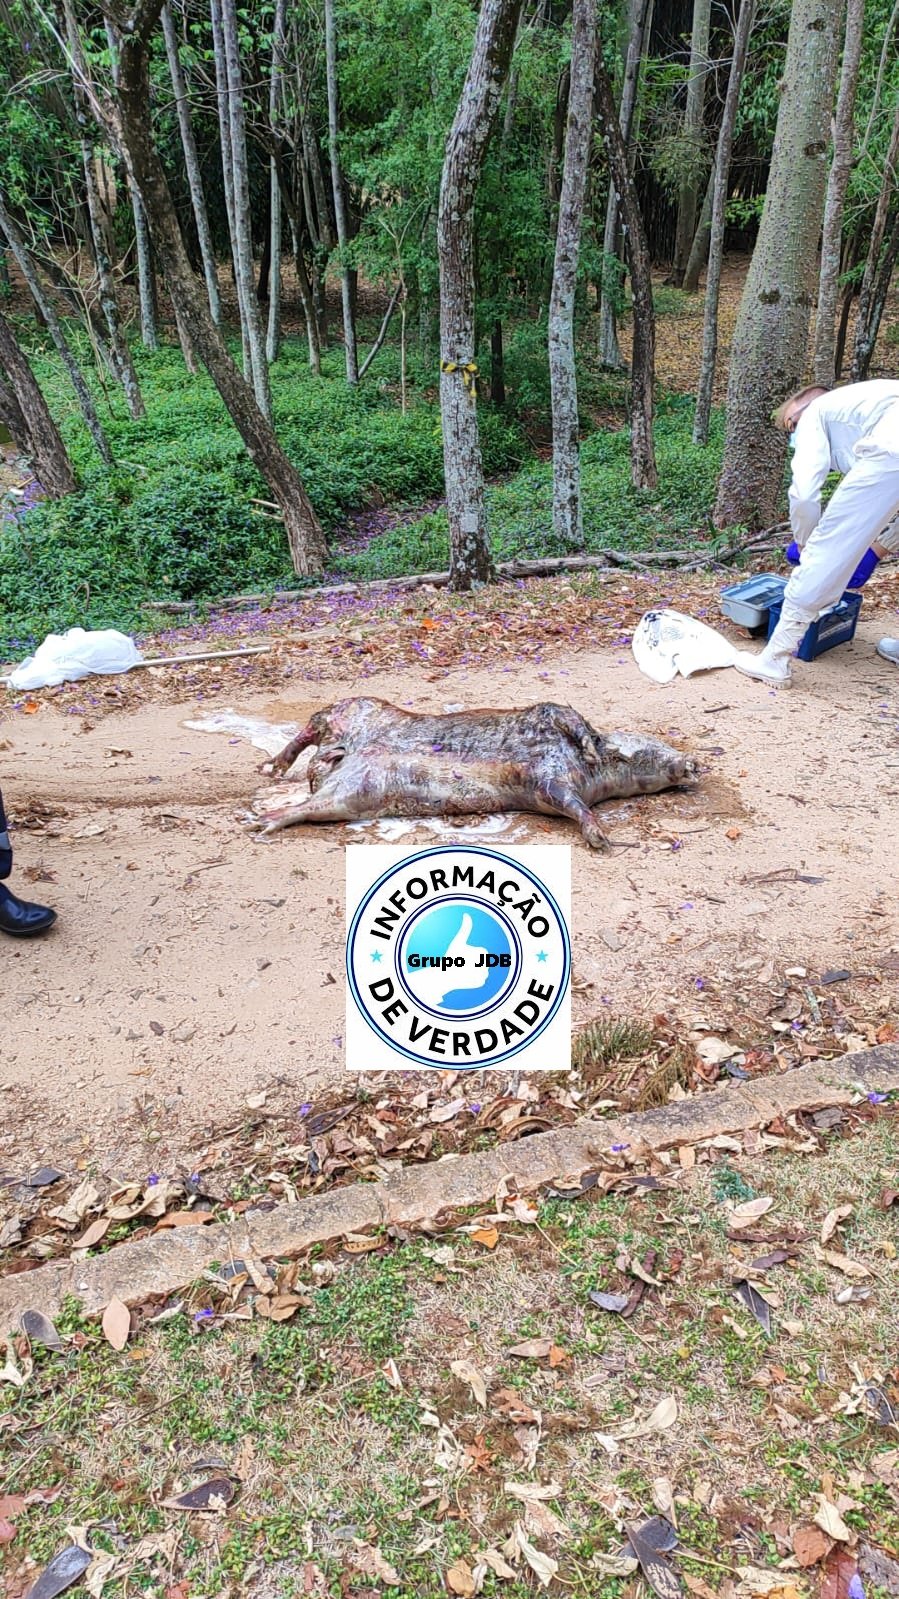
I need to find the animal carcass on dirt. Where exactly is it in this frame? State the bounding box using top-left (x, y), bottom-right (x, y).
top-left (258, 696), bottom-right (697, 849)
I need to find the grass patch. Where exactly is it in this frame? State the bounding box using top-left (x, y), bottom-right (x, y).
top-left (3, 1115), bottom-right (898, 1598)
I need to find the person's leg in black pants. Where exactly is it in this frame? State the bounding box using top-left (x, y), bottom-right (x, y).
top-left (0, 786), bottom-right (57, 937)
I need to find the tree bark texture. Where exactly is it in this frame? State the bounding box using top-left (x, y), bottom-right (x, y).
top-left (210, 0), bottom-right (249, 372)
top-left (324, 0), bottom-right (358, 383)
top-left (437, 0), bottom-right (524, 589)
top-left (714, 0), bottom-right (842, 529)
top-left (110, 4), bottom-right (326, 576)
top-left (0, 311), bottom-right (77, 496)
top-left (104, 16), bottom-right (158, 351)
top-left (548, 0), bottom-right (596, 549)
top-left (0, 191), bottom-right (113, 465)
top-left (220, 0), bottom-right (272, 416)
top-left (851, 97), bottom-right (899, 379)
top-left (266, 0), bottom-right (286, 363)
top-left (852, 209), bottom-right (899, 378)
top-left (161, 1), bottom-right (222, 326)
top-left (693, 0), bottom-right (756, 446)
top-left (672, 0), bottom-right (712, 283)
top-left (681, 163), bottom-right (714, 294)
top-left (813, 0), bottom-right (863, 385)
top-left (598, 0), bottom-right (653, 369)
top-left (594, 61), bottom-right (657, 490)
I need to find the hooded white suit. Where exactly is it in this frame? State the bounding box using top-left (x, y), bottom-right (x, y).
top-left (736, 381), bottom-right (899, 682)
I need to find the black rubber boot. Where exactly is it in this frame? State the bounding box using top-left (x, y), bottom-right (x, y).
top-left (0, 787), bottom-right (11, 881)
top-left (0, 883), bottom-right (57, 937)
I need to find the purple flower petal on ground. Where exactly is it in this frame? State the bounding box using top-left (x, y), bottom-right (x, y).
top-left (299, 1102), bottom-right (312, 1116)
top-left (867, 1091), bottom-right (888, 1104)
top-left (848, 1578), bottom-right (864, 1599)
top-left (610, 1143), bottom-right (629, 1153)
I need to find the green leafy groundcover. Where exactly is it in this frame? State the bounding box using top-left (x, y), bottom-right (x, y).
top-left (0, 332), bottom-right (722, 653)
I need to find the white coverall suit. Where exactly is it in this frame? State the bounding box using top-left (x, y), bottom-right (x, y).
top-left (736, 380), bottom-right (899, 683)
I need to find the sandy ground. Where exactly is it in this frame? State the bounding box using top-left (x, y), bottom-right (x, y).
top-left (3, 612), bottom-right (899, 1174)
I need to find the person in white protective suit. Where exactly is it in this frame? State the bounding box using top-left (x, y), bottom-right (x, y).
top-left (734, 379), bottom-right (899, 684)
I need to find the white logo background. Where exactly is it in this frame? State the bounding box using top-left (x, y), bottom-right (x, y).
top-left (346, 845), bottom-right (571, 1072)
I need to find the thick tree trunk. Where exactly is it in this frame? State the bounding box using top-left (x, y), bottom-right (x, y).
top-left (672, 0), bottom-right (712, 284)
top-left (681, 164), bottom-right (714, 294)
top-left (0, 312), bottom-right (77, 497)
top-left (598, 0), bottom-right (653, 369)
top-left (714, 0), bottom-right (842, 530)
top-left (109, 5), bottom-right (326, 575)
top-left (324, 0), bottom-right (358, 383)
top-left (438, 0), bottom-right (524, 589)
top-left (693, 0), bottom-right (756, 446)
top-left (594, 61), bottom-right (657, 490)
top-left (161, 1), bottom-right (222, 326)
top-left (851, 98), bottom-right (899, 380)
top-left (266, 0), bottom-right (287, 364)
top-left (220, 0), bottom-right (272, 416)
top-left (0, 192), bottom-right (113, 466)
top-left (813, 0), bottom-right (863, 385)
top-left (548, 0), bottom-right (596, 549)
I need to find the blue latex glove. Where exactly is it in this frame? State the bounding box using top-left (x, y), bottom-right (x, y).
top-left (847, 548), bottom-right (880, 589)
top-left (785, 541), bottom-right (801, 564)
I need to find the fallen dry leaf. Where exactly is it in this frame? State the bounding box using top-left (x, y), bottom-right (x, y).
top-left (792, 1523), bottom-right (833, 1567)
top-left (446, 1558), bottom-right (476, 1597)
top-left (155, 1210), bottom-right (216, 1229)
top-left (471, 1226), bottom-right (499, 1250)
top-left (508, 1337), bottom-right (553, 1359)
top-left (73, 1218), bottom-right (110, 1251)
top-left (506, 1522), bottom-right (558, 1589)
top-left (728, 1197), bottom-right (775, 1224)
top-left (349, 1541), bottom-right (401, 1587)
top-left (614, 1394), bottom-right (678, 1440)
top-left (820, 1205), bottom-right (853, 1244)
top-left (813, 1244), bottom-right (871, 1280)
top-left (23, 1544), bottom-right (92, 1599)
top-left (101, 1299), bottom-right (130, 1352)
top-left (161, 1479), bottom-right (235, 1513)
top-left (813, 1496), bottom-right (852, 1543)
top-left (480, 1547), bottom-right (516, 1580)
top-left (451, 1358), bottom-right (488, 1409)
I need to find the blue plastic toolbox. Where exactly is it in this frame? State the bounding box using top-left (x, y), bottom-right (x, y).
top-left (766, 590), bottom-right (863, 661)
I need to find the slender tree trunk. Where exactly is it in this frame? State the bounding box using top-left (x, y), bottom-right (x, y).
top-left (851, 98), bottom-right (899, 380)
top-left (220, 0), bottom-right (272, 416)
top-left (813, 0), bottom-right (863, 385)
top-left (161, 1), bottom-right (222, 325)
top-left (210, 0), bottom-right (250, 372)
top-left (594, 61), bottom-right (657, 490)
top-left (834, 226), bottom-right (862, 376)
top-left (324, 0), bottom-right (358, 382)
top-left (672, 0), bottom-right (712, 284)
top-left (693, 0), bottom-right (756, 446)
top-left (853, 210), bottom-right (899, 377)
top-left (104, 17), bottom-right (158, 351)
top-left (549, 0), bottom-right (596, 548)
top-left (681, 164), bottom-right (714, 293)
top-left (0, 312), bottom-right (77, 496)
top-left (108, 3), bottom-right (326, 575)
top-left (714, 0), bottom-right (842, 530)
top-left (0, 192), bottom-right (113, 466)
top-left (267, 0), bottom-right (287, 364)
top-left (438, 0), bottom-right (524, 589)
top-left (598, 0), bottom-right (653, 368)
top-left (173, 302), bottom-right (198, 373)
top-left (491, 319), bottom-right (505, 406)
top-left (274, 155), bottom-right (322, 373)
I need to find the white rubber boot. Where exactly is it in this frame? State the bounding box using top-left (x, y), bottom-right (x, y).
top-left (876, 638), bottom-right (899, 664)
top-left (733, 601), bottom-right (810, 685)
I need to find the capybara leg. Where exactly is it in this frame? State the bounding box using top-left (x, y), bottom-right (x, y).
top-left (269, 721), bottom-right (319, 777)
top-left (537, 781), bottom-right (612, 852)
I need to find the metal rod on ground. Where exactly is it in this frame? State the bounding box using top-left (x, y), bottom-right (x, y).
top-left (135, 645), bottom-right (272, 667)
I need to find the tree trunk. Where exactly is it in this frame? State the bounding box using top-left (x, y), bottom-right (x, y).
top-left (672, 0), bottom-right (712, 284)
top-left (853, 209), bottom-right (899, 377)
top-left (267, 0), bottom-right (287, 364)
top-left (161, 1), bottom-right (222, 326)
top-left (324, 0), bottom-right (358, 383)
top-left (109, 3), bottom-right (326, 575)
top-left (693, 0), bottom-right (756, 446)
top-left (850, 98), bottom-right (899, 380)
top-left (0, 311), bottom-right (77, 497)
top-left (681, 163), bottom-right (714, 293)
top-left (438, 0), bottom-right (524, 589)
top-left (549, 0), bottom-right (596, 548)
top-left (105, 16), bottom-right (158, 351)
top-left (274, 153), bottom-right (322, 374)
top-left (210, 0), bottom-right (250, 372)
top-left (598, 0), bottom-right (653, 368)
top-left (813, 0), bottom-right (863, 385)
top-left (491, 318), bottom-right (505, 406)
top-left (594, 61), bottom-right (657, 490)
top-left (714, 0), bottom-right (842, 530)
top-left (220, 0), bottom-right (272, 416)
top-left (0, 191), bottom-right (114, 466)
top-left (834, 226), bottom-right (862, 376)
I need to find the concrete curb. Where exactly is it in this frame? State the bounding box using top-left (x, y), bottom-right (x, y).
top-left (2, 1048), bottom-right (897, 1327)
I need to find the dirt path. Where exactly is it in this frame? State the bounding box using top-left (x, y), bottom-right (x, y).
top-left (3, 610), bottom-right (899, 1174)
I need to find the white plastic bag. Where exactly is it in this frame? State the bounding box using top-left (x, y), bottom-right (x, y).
top-left (7, 627), bottom-right (143, 690)
top-left (632, 608), bottom-right (738, 683)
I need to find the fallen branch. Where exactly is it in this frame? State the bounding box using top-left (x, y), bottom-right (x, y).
top-left (136, 645), bottom-right (272, 668)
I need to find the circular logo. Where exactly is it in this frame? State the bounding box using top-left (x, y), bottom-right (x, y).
top-left (347, 846), bottom-right (570, 1070)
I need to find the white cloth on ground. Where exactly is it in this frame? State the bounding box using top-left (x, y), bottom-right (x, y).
top-left (632, 609), bottom-right (738, 682)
